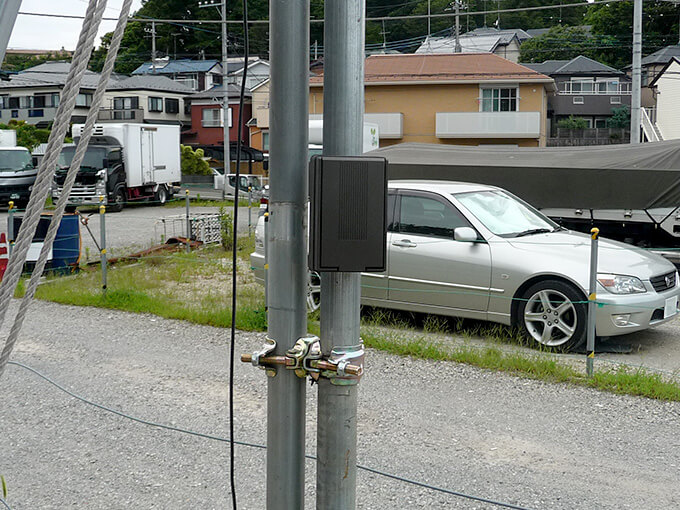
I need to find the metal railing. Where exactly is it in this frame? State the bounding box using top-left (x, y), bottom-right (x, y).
top-left (641, 107), bottom-right (662, 142)
top-left (97, 108), bottom-right (144, 121)
top-left (559, 82), bottom-right (632, 95)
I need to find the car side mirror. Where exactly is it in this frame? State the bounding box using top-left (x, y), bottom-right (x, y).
top-left (102, 158), bottom-right (109, 169)
top-left (454, 227), bottom-right (478, 242)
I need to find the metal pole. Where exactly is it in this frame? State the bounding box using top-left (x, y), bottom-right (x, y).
top-left (630, 0), bottom-right (642, 144)
top-left (7, 202), bottom-right (14, 257)
top-left (222, 0), bottom-right (230, 201)
top-left (0, 0), bottom-right (21, 68)
top-left (318, 0), bottom-right (365, 507)
top-left (248, 185), bottom-right (252, 234)
top-left (266, 0), bottom-right (309, 506)
top-left (454, 1), bottom-right (462, 53)
top-left (586, 227), bottom-right (599, 377)
top-left (100, 199), bottom-right (107, 295)
top-left (151, 21), bottom-right (157, 73)
top-left (428, 0), bottom-right (431, 38)
top-left (185, 189), bottom-right (191, 253)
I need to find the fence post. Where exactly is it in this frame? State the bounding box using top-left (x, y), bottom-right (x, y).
top-left (100, 197), bottom-right (107, 295)
top-left (7, 201), bottom-right (14, 256)
top-left (586, 227), bottom-right (599, 377)
top-left (248, 185), bottom-right (252, 235)
top-left (185, 189), bottom-right (191, 253)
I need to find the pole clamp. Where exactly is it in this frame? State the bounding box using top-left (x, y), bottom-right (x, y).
top-left (241, 335), bottom-right (364, 385)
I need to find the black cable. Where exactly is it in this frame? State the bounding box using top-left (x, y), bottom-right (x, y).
top-left (7, 361), bottom-right (536, 510)
top-left (229, 0), bottom-right (250, 507)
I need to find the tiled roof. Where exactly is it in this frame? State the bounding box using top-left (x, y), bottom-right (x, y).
top-left (189, 83), bottom-right (251, 99)
top-left (109, 75), bottom-right (194, 93)
top-left (524, 55), bottom-right (623, 76)
top-left (132, 59), bottom-right (221, 75)
top-left (310, 53), bottom-right (552, 85)
top-left (640, 45), bottom-right (680, 66)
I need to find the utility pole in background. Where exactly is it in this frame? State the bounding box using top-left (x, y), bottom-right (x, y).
top-left (630, 0), bottom-right (642, 144)
top-left (199, 0), bottom-right (230, 198)
top-left (447, 1), bottom-right (463, 53)
top-left (318, 0), bottom-right (365, 507)
top-left (266, 0), bottom-right (310, 507)
top-left (151, 21), bottom-right (157, 72)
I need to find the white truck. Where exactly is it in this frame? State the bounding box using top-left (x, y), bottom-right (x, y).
top-left (307, 119), bottom-right (379, 158)
top-left (0, 129), bottom-right (17, 148)
top-left (53, 123), bottom-right (181, 211)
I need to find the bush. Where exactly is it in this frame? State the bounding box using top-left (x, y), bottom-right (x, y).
top-left (180, 144), bottom-right (212, 175)
top-left (607, 106), bottom-right (630, 129)
top-left (557, 116), bottom-right (589, 130)
top-left (218, 206), bottom-right (234, 251)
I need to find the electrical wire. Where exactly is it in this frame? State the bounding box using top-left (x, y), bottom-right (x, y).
top-left (6, 360), bottom-right (536, 510)
top-left (229, 0), bottom-right (250, 507)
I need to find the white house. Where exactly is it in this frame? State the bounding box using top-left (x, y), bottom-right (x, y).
top-left (649, 57), bottom-right (680, 140)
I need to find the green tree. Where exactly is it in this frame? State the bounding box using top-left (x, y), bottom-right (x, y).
top-left (1, 50), bottom-right (72, 72)
top-left (607, 105), bottom-right (630, 129)
top-left (556, 116), bottom-right (589, 130)
top-left (0, 120), bottom-right (51, 150)
top-left (519, 25), bottom-right (618, 64)
top-left (180, 145), bottom-right (211, 175)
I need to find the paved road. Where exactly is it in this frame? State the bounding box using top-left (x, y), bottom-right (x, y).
top-left (1, 301), bottom-right (678, 509)
top-left (0, 203), bottom-right (256, 262)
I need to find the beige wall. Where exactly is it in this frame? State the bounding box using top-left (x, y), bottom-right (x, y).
top-left (310, 81), bottom-right (548, 147)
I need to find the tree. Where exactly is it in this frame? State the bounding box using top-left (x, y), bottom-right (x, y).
top-left (180, 145), bottom-right (211, 175)
top-left (557, 115), bottom-right (589, 130)
top-left (1, 50), bottom-right (72, 72)
top-left (607, 105), bottom-right (630, 129)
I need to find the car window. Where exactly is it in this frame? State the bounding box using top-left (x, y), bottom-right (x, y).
top-left (397, 194), bottom-right (469, 238)
top-left (387, 193), bottom-right (397, 232)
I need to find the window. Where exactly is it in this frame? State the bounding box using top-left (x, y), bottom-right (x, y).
top-left (610, 96), bottom-right (621, 104)
top-left (165, 98), bottom-right (179, 114)
top-left (202, 108), bottom-right (223, 127)
top-left (481, 88), bottom-right (518, 112)
top-left (51, 93), bottom-right (60, 107)
top-left (0, 96), bottom-right (7, 109)
top-left (113, 96), bottom-right (139, 110)
top-left (11, 110), bottom-right (18, 118)
top-left (8, 97), bottom-right (19, 109)
top-left (148, 97), bottom-right (163, 112)
top-left (397, 194), bottom-right (470, 238)
top-left (262, 131), bottom-right (269, 151)
top-left (573, 96), bottom-right (584, 105)
top-left (28, 110), bottom-right (44, 118)
top-left (113, 110), bottom-right (137, 120)
top-left (75, 93), bottom-right (93, 107)
top-left (570, 78), bottom-right (594, 93)
top-left (594, 118), bottom-right (608, 129)
top-left (183, 99), bottom-right (191, 115)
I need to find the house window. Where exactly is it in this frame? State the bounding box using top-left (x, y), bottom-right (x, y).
top-left (51, 93), bottom-right (60, 107)
top-left (570, 78), bottom-right (594, 93)
top-left (76, 93), bottom-right (93, 107)
top-left (19, 96), bottom-right (30, 109)
top-left (202, 108), bottom-right (223, 127)
top-left (113, 110), bottom-right (137, 120)
top-left (11, 110), bottom-right (18, 118)
top-left (28, 110), bottom-right (44, 118)
top-left (113, 96), bottom-right (139, 110)
top-left (573, 96), bottom-right (584, 105)
top-left (31, 95), bottom-right (46, 108)
top-left (610, 96), bottom-right (621, 104)
top-left (165, 98), bottom-right (180, 114)
top-left (148, 97), bottom-right (163, 112)
top-left (8, 97), bottom-right (19, 109)
top-left (594, 118), bottom-right (608, 129)
top-left (481, 88), bottom-right (518, 112)
top-left (0, 96), bottom-right (7, 109)
top-left (262, 131), bottom-right (269, 151)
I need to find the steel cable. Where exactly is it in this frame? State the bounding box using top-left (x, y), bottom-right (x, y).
top-left (0, 0), bottom-right (134, 384)
top-left (0, 0), bottom-right (108, 379)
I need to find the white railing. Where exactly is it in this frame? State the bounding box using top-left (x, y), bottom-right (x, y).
top-left (559, 82), bottom-right (632, 95)
top-left (436, 111), bottom-right (541, 138)
top-left (641, 107), bottom-right (662, 142)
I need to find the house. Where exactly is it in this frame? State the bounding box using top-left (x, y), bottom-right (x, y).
top-left (0, 61), bottom-right (193, 127)
top-left (181, 84), bottom-right (252, 147)
top-left (131, 58), bottom-right (223, 92)
top-left (524, 55), bottom-right (631, 137)
top-left (309, 53), bottom-right (554, 147)
top-left (247, 78), bottom-right (270, 153)
top-left (225, 57), bottom-right (270, 90)
top-left (627, 45), bottom-right (680, 107)
top-left (646, 57), bottom-right (680, 141)
top-left (416, 28), bottom-right (526, 63)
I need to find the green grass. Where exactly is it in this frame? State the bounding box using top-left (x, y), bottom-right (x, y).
top-left (28, 242), bottom-right (680, 402)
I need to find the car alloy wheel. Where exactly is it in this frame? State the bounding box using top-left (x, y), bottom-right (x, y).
top-left (519, 280), bottom-right (587, 350)
top-left (307, 271), bottom-right (321, 313)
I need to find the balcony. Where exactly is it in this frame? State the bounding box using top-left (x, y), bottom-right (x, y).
top-left (364, 113), bottom-right (404, 139)
top-left (436, 111), bottom-right (541, 139)
top-left (97, 108), bottom-right (144, 122)
top-left (559, 82), bottom-right (632, 95)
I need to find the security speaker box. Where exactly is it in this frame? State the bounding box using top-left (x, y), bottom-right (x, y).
top-left (309, 155), bottom-right (387, 272)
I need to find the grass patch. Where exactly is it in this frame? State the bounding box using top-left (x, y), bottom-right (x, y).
top-left (30, 243), bottom-right (680, 402)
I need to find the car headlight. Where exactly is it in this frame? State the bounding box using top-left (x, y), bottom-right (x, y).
top-left (597, 274), bottom-right (646, 294)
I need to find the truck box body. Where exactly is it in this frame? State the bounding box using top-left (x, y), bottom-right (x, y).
top-left (0, 129), bottom-right (17, 148)
top-left (73, 123), bottom-right (181, 187)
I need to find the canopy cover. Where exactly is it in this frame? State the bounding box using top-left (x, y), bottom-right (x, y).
top-left (369, 141), bottom-right (680, 209)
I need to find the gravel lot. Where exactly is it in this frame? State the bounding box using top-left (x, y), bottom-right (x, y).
top-left (1, 301), bottom-right (678, 509)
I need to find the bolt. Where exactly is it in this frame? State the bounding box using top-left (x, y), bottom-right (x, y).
top-left (548, 322), bottom-right (552, 326)
top-left (543, 315), bottom-right (547, 319)
top-left (554, 311), bottom-right (558, 316)
top-left (546, 309), bottom-right (551, 313)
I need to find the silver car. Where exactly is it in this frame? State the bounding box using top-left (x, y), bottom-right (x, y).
top-left (251, 180), bottom-right (680, 351)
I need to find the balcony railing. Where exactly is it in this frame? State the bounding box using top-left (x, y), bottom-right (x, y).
top-left (97, 108), bottom-right (144, 122)
top-left (559, 82), bottom-right (632, 95)
top-left (436, 111), bottom-right (541, 138)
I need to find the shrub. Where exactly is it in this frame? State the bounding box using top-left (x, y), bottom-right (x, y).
top-left (180, 144), bottom-right (212, 175)
top-left (557, 116), bottom-right (589, 130)
top-left (218, 206), bottom-right (234, 251)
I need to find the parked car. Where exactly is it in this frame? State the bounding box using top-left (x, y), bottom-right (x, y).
top-left (251, 181), bottom-right (680, 351)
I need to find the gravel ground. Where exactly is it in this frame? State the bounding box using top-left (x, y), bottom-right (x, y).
top-left (1, 301), bottom-right (679, 509)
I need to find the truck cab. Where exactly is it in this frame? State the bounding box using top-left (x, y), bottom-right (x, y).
top-left (0, 147), bottom-right (37, 208)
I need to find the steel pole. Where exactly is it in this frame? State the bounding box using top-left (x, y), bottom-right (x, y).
top-left (100, 201), bottom-right (107, 295)
top-left (222, 0), bottom-right (230, 200)
top-left (318, 0), bottom-right (365, 508)
top-left (586, 228), bottom-right (599, 377)
top-left (630, 0), bottom-right (642, 144)
top-left (266, 0), bottom-right (309, 507)
top-left (185, 189), bottom-right (191, 253)
top-left (454, 1), bottom-right (462, 53)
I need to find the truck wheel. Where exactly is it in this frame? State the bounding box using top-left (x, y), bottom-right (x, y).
top-left (154, 186), bottom-right (167, 205)
top-left (110, 187), bottom-right (126, 212)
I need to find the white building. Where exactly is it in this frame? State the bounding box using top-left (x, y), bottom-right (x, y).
top-left (647, 57), bottom-right (680, 141)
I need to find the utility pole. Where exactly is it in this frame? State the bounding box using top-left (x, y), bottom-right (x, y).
top-left (630, 0), bottom-right (642, 144)
top-left (380, 20), bottom-right (389, 52)
top-left (267, 0), bottom-right (309, 507)
top-left (447, 1), bottom-right (463, 53)
top-left (151, 21), bottom-right (157, 73)
top-left (427, 0), bottom-right (431, 39)
top-left (171, 33), bottom-right (181, 60)
top-left (199, 1), bottom-right (230, 198)
top-left (318, 0), bottom-right (364, 508)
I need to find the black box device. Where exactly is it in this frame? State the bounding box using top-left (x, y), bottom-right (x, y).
top-left (309, 155), bottom-right (387, 272)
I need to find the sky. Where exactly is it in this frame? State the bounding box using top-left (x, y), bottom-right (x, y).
top-left (7, 0), bottom-right (145, 51)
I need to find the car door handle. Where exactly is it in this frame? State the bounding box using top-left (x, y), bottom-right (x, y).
top-left (392, 239), bottom-right (417, 248)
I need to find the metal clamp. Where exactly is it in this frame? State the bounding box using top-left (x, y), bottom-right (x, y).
top-left (241, 335), bottom-right (364, 384)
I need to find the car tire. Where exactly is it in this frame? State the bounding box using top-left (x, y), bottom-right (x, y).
top-left (307, 271), bottom-right (321, 313)
top-left (154, 185), bottom-right (167, 205)
top-left (517, 280), bottom-right (587, 351)
top-left (110, 187), bottom-right (126, 212)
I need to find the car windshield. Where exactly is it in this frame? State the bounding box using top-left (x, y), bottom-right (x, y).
top-left (57, 147), bottom-right (108, 170)
top-left (454, 190), bottom-right (557, 237)
top-left (0, 150), bottom-right (32, 172)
